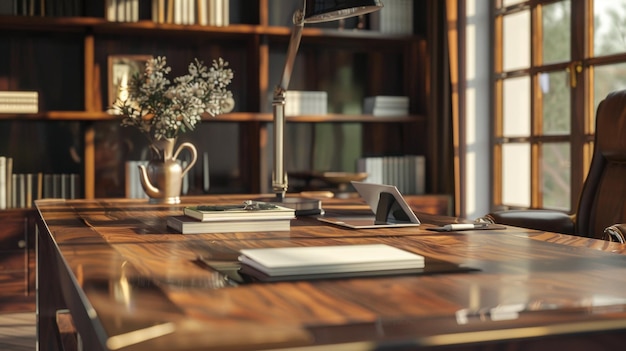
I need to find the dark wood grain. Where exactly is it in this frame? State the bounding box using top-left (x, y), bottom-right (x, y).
top-left (36, 196), bottom-right (626, 351)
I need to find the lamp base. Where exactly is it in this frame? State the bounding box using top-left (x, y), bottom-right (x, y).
top-left (256, 196), bottom-right (323, 216)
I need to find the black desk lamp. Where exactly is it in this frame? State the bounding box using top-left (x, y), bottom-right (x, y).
top-left (267, 0), bottom-right (383, 215)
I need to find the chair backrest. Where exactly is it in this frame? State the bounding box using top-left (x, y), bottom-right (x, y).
top-left (576, 89), bottom-right (626, 239)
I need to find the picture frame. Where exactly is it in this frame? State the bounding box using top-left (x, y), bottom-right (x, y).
top-left (107, 55), bottom-right (152, 113)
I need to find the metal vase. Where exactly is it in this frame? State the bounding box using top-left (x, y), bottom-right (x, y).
top-left (138, 138), bottom-right (198, 204)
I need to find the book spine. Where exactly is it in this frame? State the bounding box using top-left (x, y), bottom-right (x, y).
top-left (285, 91), bottom-right (328, 116)
top-left (5, 157), bottom-right (12, 209)
top-left (0, 156), bottom-right (5, 209)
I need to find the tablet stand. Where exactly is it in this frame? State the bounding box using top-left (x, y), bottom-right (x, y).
top-left (375, 192), bottom-right (412, 224)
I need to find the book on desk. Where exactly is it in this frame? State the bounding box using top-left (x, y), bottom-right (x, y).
top-left (238, 244), bottom-right (425, 277)
top-left (167, 201), bottom-right (295, 234)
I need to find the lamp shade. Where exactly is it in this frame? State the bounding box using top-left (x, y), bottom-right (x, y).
top-left (304, 0), bottom-right (383, 23)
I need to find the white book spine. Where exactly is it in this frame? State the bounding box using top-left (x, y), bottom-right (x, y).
top-left (130, 0), bottom-right (139, 22)
top-left (0, 156), bottom-right (5, 209)
top-left (117, 0), bottom-right (124, 22)
top-left (174, 0), bottom-right (183, 24)
top-left (221, 0), bottom-right (228, 26)
top-left (197, 0), bottom-right (207, 25)
top-left (203, 152), bottom-right (210, 192)
top-left (18, 173), bottom-right (25, 208)
top-left (26, 173), bottom-right (33, 207)
top-left (11, 174), bottom-right (17, 209)
top-left (5, 157), bottom-right (12, 209)
top-left (414, 155), bottom-right (425, 195)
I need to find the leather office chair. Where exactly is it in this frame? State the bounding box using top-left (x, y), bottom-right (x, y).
top-left (481, 89), bottom-right (626, 242)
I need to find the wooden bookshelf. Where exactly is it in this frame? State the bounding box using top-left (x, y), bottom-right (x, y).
top-left (0, 1), bottom-right (444, 309)
top-left (0, 1), bottom-right (431, 198)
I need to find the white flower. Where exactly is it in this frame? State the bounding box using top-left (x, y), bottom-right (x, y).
top-left (114, 56), bottom-right (234, 140)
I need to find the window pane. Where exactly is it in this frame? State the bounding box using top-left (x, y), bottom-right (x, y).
top-left (503, 76), bottom-right (530, 137)
top-left (541, 142), bottom-right (570, 210)
top-left (502, 143), bottom-right (530, 207)
top-left (503, 10), bottom-right (530, 71)
top-left (594, 0), bottom-right (626, 56)
top-left (593, 63), bottom-right (626, 128)
top-left (540, 71), bottom-right (570, 135)
top-left (542, 1), bottom-right (570, 64)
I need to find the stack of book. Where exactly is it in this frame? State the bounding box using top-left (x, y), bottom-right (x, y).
top-left (356, 155), bottom-right (425, 195)
top-left (0, 91), bottom-right (38, 114)
top-left (363, 96), bottom-right (409, 117)
top-left (0, 0), bottom-right (84, 16)
top-left (285, 91), bottom-right (328, 116)
top-left (167, 201), bottom-right (295, 234)
top-left (369, 0), bottom-right (413, 34)
top-left (106, 0), bottom-right (230, 25)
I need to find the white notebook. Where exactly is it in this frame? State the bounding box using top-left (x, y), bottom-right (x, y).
top-left (238, 244), bottom-right (425, 277)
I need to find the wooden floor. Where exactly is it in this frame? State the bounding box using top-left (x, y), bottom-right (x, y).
top-left (0, 312), bottom-right (36, 351)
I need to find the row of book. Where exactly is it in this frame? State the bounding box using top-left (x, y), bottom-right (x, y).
top-left (106, 0), bottom-right (230, 25)
top-left (370, 0), bottom-right (414, 34)
top-left (0, 0), bottom-right (414, 35)
top-left (285, 91), bottom-right (328, 116)
top-left (167, 201), bottom-right (295, 234)
top-left (363, 96), bottom-right (409, 117)
top-left (356, 155), bottom-right (425, 195)
top-left (0, 0), bottom-right (230, 24)
top-left (0, 91), bottom-right (38, 114)
top-left (0, 156), bottom-right (81, 209)
top-left (0, 0), bottom-right (86, 17)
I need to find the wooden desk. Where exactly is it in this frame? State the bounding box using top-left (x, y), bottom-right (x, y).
top-left (36, 196), bottom-right (626, 351)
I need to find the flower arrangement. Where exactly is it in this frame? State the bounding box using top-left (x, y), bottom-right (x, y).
top-left (114, 56), bottom-right (234, 140)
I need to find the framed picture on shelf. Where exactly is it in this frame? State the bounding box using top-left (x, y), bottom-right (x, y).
top-left (107, 55), bottom-right (152, 114)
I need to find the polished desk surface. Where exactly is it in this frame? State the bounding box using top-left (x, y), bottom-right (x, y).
top-left (35, 195), bottom-right (626, 351)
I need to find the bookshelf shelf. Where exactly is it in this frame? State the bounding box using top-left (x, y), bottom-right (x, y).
top-left (0, 111), bottom-right (425, 123)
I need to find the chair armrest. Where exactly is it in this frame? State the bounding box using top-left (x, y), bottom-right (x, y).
top-left (603, 224), bottom-right (626, 243)
top-left (479, 210), bottom-right (575, 235)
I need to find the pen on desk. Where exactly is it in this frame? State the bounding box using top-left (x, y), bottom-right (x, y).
top-left (442, 223), bottom-right (490, 231)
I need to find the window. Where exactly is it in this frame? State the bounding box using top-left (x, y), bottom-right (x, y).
top-left (492, 0), bottom-right (626, 211)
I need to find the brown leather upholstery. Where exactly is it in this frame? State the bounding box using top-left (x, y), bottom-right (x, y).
top-left (484, 89), bottom-right (626, 240)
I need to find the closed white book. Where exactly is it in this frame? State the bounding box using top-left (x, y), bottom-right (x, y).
top-left (0, 91), bottom-right (38, 114)
top-left (167, 215), bottom-right (292, 234)
top-left (184, 202), bottom-right (295, 222)
top-left (0, 90), bottom-right (38, 101)
top-left (0, 104), bottom-right (38, 114)
top-left (239, 244), bottom-right (425, 277)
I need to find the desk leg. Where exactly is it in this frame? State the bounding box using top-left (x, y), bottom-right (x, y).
top-left (36, 220), bottom-right (66, 351)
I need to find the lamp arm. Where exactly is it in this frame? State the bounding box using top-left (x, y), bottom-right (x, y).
top-left (272, 10), bottom-right (305, 200)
